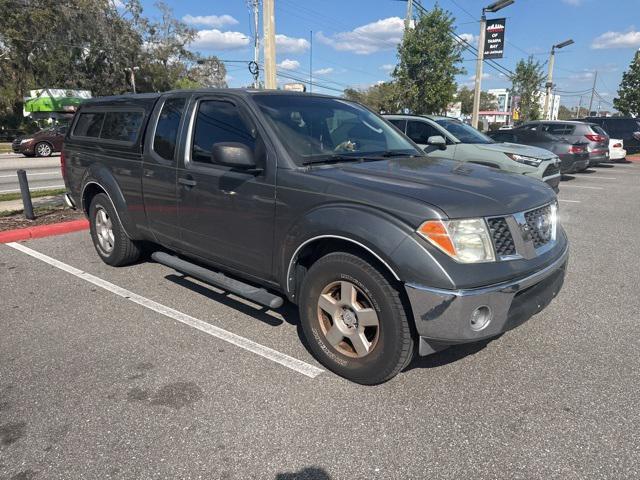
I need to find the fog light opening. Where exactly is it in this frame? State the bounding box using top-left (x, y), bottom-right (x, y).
top-left (470, 306), bottom-right (492, 331)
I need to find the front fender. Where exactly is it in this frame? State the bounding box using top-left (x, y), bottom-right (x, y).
top-left (81, 163), bottom-right (143, 240)
top-left (280, 204), bottom-right (456, 296)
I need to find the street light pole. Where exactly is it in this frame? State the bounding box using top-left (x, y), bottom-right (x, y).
top-left (471, 11), bottom-right (486, 129)
top-left (471, 0), bottom-right (514, 129)
top-left (543, 39), bottom-right (573, 120)
top-left (124, 66), bottom-right (139, 94)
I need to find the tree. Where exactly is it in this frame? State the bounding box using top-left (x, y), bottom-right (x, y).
top-left (613, 50), bottom-right (640, 117)
top-left (393, 6), bottom-right (464, 114)
top-left (511, 56), bottom-right (545, 122)
top-left (456, 87), bottom-right (498, 115)
top-left (557, 105), bottom-right (572, 120)
top-left (343, 82), bottom-right (399, 113)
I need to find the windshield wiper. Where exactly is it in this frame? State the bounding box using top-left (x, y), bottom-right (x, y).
top-left (373, 151), bottom-right (420, 158)
top-left (302, 154), bottom-right (365, 166)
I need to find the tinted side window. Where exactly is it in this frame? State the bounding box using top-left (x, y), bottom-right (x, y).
top-left (407, 120), bottom-right (440, 144)
top-left (491, 132), bottom-right (514, 142)
top-left (388, 119), bottom-right (406, 132)
top-left (543, 124), bottom-right (573, 135)
top-left (192, 100), bottom-right (256, 164)
top-left (100, 111), bottom-right (144, 142)
top-left (153, 98), bottom-right (186, 161)
top-left (73, 112), bottom-right (104, 138)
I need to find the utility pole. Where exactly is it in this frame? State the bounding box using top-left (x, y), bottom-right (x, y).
top-left (263, 0), bottom-right (277, 89)
top-left (250, 0), bottom-right (260, 88)
top-left (543, 39), bottom-right (573, 120)
top-left (588, 70), bottom-right (598, 116)
top-left (124, 66), bottom-right (139, 94)
top-left (405, 0), bottom-right (413, 31)
top-left (576, 95), bottom-right (583, 118)
top-left (309, 30), bottom-right (313, 93)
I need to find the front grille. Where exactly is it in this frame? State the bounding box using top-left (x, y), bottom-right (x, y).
top-left (524, 204), bottom-right (553, 248)
top-left (11, 139), bottom-right (21, 150)
top-left (487, 217), bottom-right (516, 256)
top-left (543, 163), bottom-right (560, 177)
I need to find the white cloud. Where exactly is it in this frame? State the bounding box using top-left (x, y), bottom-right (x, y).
top-left (191, 29), bottom-right (250, 51)
top-left (278, 59), bottom-right (300, 70)
top-left (314, 67), bottom-right (334, 75)
top-left (276, 34), bottom-right (310, 53)
top-left (591, 30), bottom-right (640, 49)
top-left (468, 72), bottom-right (491, 81)
top-left (111, 0), bottom-right (124, 8)
top-left (380, 64), bottom-right (395, 72)
top-left (458, 33), bottom-right (476, 45)
top-left (317, 17), bottom-right (405, 55)
top-left (569, 71), bottom-right (595, 81)
top-left (562, 0), bottom-right (582, 5)
top-left (183, 14), bottom-right (239, 28)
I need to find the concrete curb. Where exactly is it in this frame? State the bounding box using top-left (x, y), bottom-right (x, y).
top-left (0, 219), bottom-right (88, 243)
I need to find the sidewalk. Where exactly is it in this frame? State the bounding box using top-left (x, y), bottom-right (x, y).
top-left (0, 195), bottom-right (63, 214)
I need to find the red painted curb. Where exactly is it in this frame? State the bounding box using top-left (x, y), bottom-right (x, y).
top-left (625, 155), bottom-right (640, 163)
top-left (0, 219), bottom-right (89, 243)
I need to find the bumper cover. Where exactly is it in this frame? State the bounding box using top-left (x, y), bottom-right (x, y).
top-left (405, 246), bottom-right (568, 355)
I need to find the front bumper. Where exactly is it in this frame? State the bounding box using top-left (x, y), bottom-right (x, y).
top-left (405, 245), bottom-right (568, 355)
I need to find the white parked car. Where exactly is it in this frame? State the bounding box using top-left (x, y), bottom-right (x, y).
top-left (609, 138), bottom-right (626, 161)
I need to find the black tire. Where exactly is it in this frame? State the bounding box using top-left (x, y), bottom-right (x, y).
top-left (34, 141), bottom-right (52, 157)
top-left (89, 193), bottom-right (141, 266)
top-left (298, 252), bottom-right (414, 385)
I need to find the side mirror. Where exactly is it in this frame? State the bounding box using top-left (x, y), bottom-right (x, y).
top-left (211, 142), bottom-right (257, 169)
top-left (427, 135), bottom-right (447, 150)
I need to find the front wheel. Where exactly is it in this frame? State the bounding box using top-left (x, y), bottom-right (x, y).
top-left (35, 142), bottom-right (52, 157)
top-left (299, 252), bottom-right (414, 385)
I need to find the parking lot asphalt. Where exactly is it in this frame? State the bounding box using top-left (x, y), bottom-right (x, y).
top-left (0, 154), bottom-right (63, 194)
top-left (1, 163), bottom-right (639, 480)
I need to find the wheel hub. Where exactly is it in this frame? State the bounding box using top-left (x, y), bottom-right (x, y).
top-left (341, 308), bottom-right (358, 329)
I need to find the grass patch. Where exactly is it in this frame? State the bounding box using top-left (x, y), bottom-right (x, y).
top-left (0, 142), bottom-right (11, 153)
top-left (0, 205), bottom-right (66, 218)
top-left (0, 187), bottom-right (66, 202)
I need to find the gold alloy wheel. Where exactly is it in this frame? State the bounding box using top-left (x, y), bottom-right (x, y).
top-left (316, 280), bottom-right (380, 358)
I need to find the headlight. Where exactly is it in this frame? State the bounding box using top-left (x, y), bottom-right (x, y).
top-left (505, 153), bottom-right (543, 167)
top-left (417, 218), bottom-right (495, 263)
top-left (20, 138), bottom-right (33, 144)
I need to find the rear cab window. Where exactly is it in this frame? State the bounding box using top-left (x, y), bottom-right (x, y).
top-left (71, 109), bottom-right (145, 144)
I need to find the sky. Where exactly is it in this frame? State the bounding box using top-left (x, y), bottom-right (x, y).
top-left (132, 0), bottom-right (640, 112)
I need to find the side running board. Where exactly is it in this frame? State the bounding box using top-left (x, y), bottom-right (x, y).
top-left (151, 251), bottom-right (284, 309)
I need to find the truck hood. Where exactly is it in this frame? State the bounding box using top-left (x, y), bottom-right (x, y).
top-left (473, 142), bottom-right (557, 160)
top-left (309, 157), bottom-right (556, 219)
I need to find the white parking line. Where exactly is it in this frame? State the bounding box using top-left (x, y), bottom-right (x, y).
top-left (558, 199), bottom-right (581, 203)
top-left (560, 184), bottom-right (604, 190)
top-left (0, 171), bottom-right (60, 178)
top-left (0, 184), bottom-right (65, 193)
top-left (6, 242), bottom-right (324, 379)
top-left (578, 176), bottom-right (616, 180)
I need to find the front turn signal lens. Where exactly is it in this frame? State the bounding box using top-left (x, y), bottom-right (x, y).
top-left (417, 218), bottom-right (495, 263)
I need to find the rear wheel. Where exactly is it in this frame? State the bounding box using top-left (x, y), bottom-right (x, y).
top-left (299, 252), bottom-right (414, 384)
top-left (89, 193), bottom-right (141, 266)
top-left (35, 142), bottom-right (52, 157)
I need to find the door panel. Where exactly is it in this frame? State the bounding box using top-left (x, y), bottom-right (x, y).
top-left (178, 97), bottom-right (275, 279)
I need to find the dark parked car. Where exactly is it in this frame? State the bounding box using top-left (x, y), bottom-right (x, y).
top-left (0, 129), bottom-right (26, 143)
top-left (488, 127), bottom-right (590, 174)
top-left (521, 120), bottom-right (609, 166)
top-left (62, 90), bottom-right (568, 384)
top-left (581, 117), bottom-right (640, 155)
top-left (12, 125), bottom-right (67, 157)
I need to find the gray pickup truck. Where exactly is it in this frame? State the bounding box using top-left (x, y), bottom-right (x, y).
top-left (62, 89), bottom-right (568, 384)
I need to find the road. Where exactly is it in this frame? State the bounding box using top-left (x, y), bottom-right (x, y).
top-left (1, 163), bottom-right (639, 479)
top-left (0, 153), bottom-right (63, 194)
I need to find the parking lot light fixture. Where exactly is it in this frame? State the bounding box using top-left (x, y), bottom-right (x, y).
top-left (484, 0), bottom-right (514, 13)
top-left (543, 39), bottom-right (575, 120)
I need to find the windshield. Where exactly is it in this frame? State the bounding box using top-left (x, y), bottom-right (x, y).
top-left (252, 94), bottom-right (420, 165)
top-left (434, 119), bottom-right (494, 144)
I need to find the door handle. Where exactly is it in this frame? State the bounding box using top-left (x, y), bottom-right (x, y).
top-left (178, 177), bottom-right (197, 187)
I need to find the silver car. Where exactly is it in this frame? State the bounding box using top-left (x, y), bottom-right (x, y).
top-left (385, 114), bottom-right (561, 191)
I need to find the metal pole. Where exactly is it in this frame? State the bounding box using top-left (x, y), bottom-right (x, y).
top-left (263, 0), bottom-right (277, 89)
top-left (309, 30), bottom-right (313, 93)
top-left (576, 95), bottom-right (583, 118)
top-left (587, 70), bottom-right (597, 116)
top-left (17, 169), bottom-right (34, 220)
top-left (471, 12), bottom-right (486, 129)
top-left (405, 0), bottom-right (413, 31)
top-left (543, 47), bottom-right (555, 120)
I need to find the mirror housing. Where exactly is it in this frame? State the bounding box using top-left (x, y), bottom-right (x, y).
top-left (427, 135), bottom-right (447, 150)
top-left (211, 142), bottom-right (257, 169)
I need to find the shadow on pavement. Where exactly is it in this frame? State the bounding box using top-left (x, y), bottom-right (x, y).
top-left (276, 467), bottom-right (332, 479)
top-left (403, 335), bottom-right (500, 372)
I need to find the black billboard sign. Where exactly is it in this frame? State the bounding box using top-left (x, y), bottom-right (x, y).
top-left (484, 18), bottom-right (506, 59)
